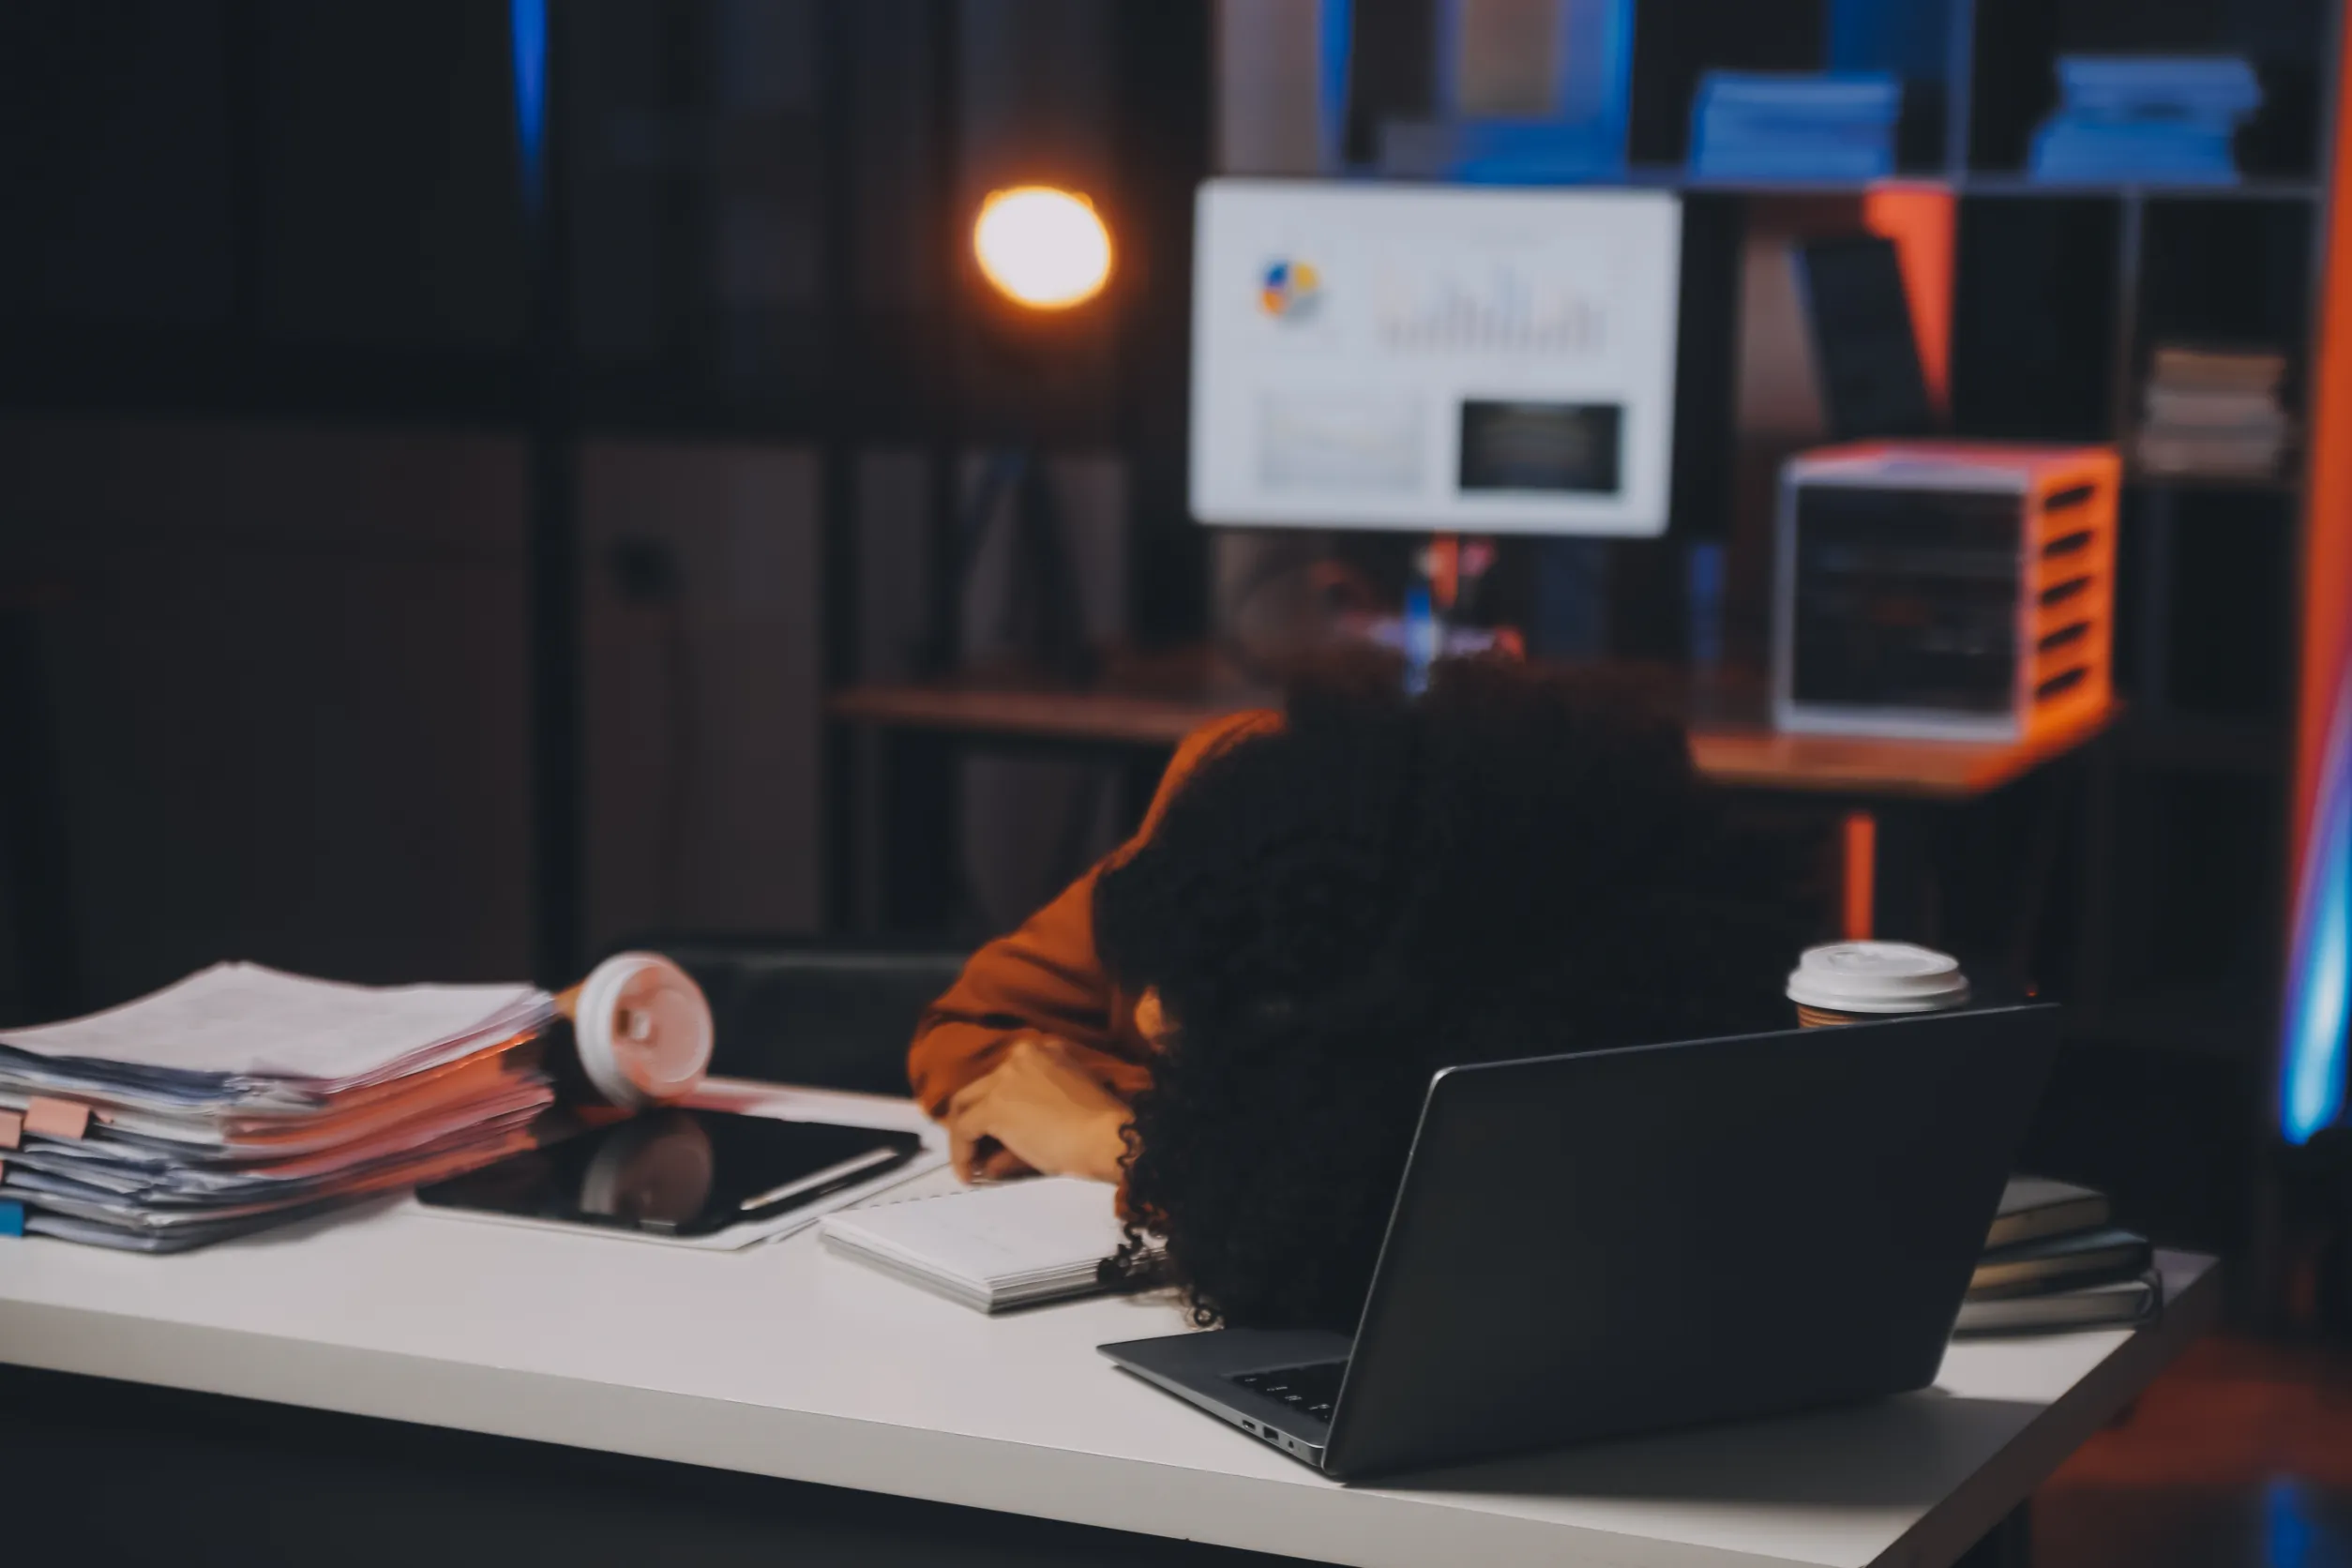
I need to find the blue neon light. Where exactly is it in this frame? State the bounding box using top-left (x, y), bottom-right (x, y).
top-left (1403, 585), bottom-right (1438, 696)
top-left (1319, 0), bottom-right (1353, 170)
top-left (1587, 0), bottom-right (1636, 159)
top-left (2266, 1479), bottom-right (2318, 1568)
top-left (1829, 0), bottom-right (1952, 79)
top-left (2283, 684), bottom-right (2352, 1143)
top-left (510, 0), bottom-right (548, 213)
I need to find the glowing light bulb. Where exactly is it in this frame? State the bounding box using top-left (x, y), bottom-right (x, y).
top-left (972, 186), bottom-right (1113, 310)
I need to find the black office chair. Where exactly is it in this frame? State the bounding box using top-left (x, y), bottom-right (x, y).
top-left (0, 584), bottom-right (81, 1024)
top-left (606, 935), bottom-right (970, 1098)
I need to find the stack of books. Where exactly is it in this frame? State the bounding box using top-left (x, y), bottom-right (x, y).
top-left (0, 964), bottom-right (557, 1251)
top-left (1957, 1176), bottom-right (2160, 1335)
top-left (1689, 73), bottom-right (1903, 182)
top-left (2031, 56), bottom-right (2262, 185)
top-left (2134, 344), bottom-right (2294, 478)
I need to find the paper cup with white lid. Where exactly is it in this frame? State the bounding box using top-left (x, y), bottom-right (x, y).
top-left (1787, 942), bottom-right (1970, 1028)
top-left (555, 952), bottom-right (715, 1108)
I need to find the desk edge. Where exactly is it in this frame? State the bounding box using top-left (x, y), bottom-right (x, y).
top-left (1863, 1251), bottom-right (2221, 1568)
top-left (0, 1250), bottom-right (2217, 1568)
top-left (0, 1297), bottom-right (1938, 1568)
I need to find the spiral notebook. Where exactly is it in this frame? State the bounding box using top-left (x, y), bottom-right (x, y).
top-left (818, 1176), bottom-right (1158, 1312)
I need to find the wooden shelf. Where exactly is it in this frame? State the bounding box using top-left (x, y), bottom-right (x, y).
top-left (830, 682), bottom-right (1261, 750)
top-left (831, 667), bottom-right (2119, 803)
top-left (1960, 176), bottom-right (2321, 202)
top-left (1565, 170), bottom-right (2322, 202)
top-left (1686, 706), bottom-right (2118, 799)
top-left (2126, 469), bottom-right (2301, 496)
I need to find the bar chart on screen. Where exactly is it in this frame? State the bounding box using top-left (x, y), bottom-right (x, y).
top-left (1372, 261), bottom-right (1610, 355)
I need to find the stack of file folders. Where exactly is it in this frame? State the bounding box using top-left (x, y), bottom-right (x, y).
top-left (0, 964), bottom-right (558, 1252)
top-left (2134, 343), bottom-right (2293, 478)
top-left (2031, 56), bottom-right (2261, 184)
top-left (1689, 72), bottom-right (1902, 182)
top-left (1955, 1176), bottom-right (2160, 1335)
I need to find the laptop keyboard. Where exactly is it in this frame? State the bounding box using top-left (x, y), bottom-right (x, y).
top-left (1230, 1360), bottom-right (1348, 1425)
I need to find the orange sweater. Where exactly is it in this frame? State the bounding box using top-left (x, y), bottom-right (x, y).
top-left (908, 710), bottom-right (1278, 1117)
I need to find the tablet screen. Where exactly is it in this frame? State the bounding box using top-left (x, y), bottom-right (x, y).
top-left (416, 1108), bottom-right (924, 1238)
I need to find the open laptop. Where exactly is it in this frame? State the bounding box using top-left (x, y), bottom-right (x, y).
top-left (1100, 1005), bottom-right (2058, 1479)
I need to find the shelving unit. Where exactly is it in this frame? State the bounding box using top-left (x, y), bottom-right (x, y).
top-left (1911, 7), bottom-right (2311, 1062)
top-left (1334, 0), bottom-right (2341, 1063)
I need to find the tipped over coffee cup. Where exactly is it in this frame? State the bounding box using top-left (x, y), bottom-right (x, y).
top-left (1787, 942), bottom-right (1971, 1028)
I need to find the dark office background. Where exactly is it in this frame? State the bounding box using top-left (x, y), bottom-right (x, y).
top-left (0, 0), bottom-right (2342, 1288)
top-left (0, 0), bottom-right (1211, 1003)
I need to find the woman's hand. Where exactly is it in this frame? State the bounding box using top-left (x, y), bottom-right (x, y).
top-left (943, 1036), bottom-right (1131, 1184)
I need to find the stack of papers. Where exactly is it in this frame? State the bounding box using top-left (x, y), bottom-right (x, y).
top-left (2135, 344), bottom-right (2293, 478)
top-left (0, 964), bottom-right (557, 1251)
top-left (819, 1176), bottom-right (1159, 1313)
top-left (2031, 57), bottom-right (2261, 184)
top-left (1689, 73), bottom-right (1903, 181)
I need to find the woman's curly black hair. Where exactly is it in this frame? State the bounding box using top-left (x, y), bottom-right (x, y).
top-left (1093, 652), bottom-right (1822, 1332)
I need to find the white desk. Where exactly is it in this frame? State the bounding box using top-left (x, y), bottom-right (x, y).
top-left (0, 1081), bottom-right (2218, 1568)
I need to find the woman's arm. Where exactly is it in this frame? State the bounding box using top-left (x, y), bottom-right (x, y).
top-left (906, 859), bottom-right (1145, 1119)
top-left (905, 709), bottom-right (1279, 1148)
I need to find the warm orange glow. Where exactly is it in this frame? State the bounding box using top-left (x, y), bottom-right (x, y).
top-left (1426, 535), bottom-right (1460, 612)
top-left (1843, 810), bottom-right (1877, 940)
top-left (2300, 29), bottom-right (2352, 873)
top-left (1863, 186), bottom-right (1956, 415)
top-left (2276, 0), bottom-right (2352, 1138)
top-left (972, 186), bottom-right (1113, 310)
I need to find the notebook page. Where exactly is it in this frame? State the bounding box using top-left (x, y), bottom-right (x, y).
top-left (821, 1176), bottom-right (1131, 1289)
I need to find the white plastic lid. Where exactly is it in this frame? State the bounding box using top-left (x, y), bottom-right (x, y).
top-left (1786, 942), bottom-right (1971, 1014)
top-left (573, 952), bottom-right (715, 1108)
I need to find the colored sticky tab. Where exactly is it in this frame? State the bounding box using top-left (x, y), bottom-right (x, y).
top-left (23, 1098), bottom-right (90, 1140)
top-left (0, 1109), bottom-right (20, 1150)
top-left (0, 1201), bottom-right (23, 1238)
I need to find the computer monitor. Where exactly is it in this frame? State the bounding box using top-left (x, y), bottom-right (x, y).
top-left (1188, 179), bottom-right (1682, 537)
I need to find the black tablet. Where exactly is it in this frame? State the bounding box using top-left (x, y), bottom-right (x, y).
top-left (416, 1108), bottom-right (924, 1238)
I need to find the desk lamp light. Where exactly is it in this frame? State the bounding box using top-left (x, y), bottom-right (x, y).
top-left (925, 185), bottom-right (1115, 686)
top-left (972, 186), bottom-right (1112, 312)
